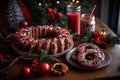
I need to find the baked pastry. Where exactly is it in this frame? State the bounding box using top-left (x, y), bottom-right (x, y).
top-left (50, 63), bottom-right (69, 76)
top-left (71, 43), bottom-right (105, 68)
top-left (78, 49), bottom-right (105, 68)
top-left (14, 25), bottom-right (73, 55)
top-left (71, 50), bottom-right (79, 62)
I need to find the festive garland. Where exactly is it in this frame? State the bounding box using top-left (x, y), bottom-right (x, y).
top-left (22, 0), bottom-right (67, 25)
top-left (21, 0), bottom-right (96, 25)
top-left (73, 31), bottom-right (120, 49)
top-left (1, 0), bottom-right (96, 33)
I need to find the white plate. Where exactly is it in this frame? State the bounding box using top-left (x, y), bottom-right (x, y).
top-left (66, 47), bottom-right (112, 70)
top-left (12, 42), bottom-right (74, 59)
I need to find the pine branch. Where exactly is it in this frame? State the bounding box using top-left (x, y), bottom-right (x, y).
top-left (39, 49), bottom-right (58, 63)
top-left (106, 34), bottom-right (120, 45)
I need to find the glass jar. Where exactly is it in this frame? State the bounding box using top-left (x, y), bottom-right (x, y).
top-left (67, 4), bottom-right (81, 35)
top-left (81, 14), bottom-right (95, 37)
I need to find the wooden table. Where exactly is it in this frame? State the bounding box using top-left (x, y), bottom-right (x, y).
top-left (6, 18), bottom-right (120, 80)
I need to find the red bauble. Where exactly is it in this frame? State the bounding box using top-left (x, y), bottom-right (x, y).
top-left (47, 8), bottom-right (53, 13)
top-left (56, 12), bottom-right (62, 18)
top-left (19, 66), bottom-right (31, 78)
top-left (36, 62), bottom-right (50, 76)
top-left (0, 54), bottom-right (4, 65)
top-left (19, 20), bottom-right (28, 28)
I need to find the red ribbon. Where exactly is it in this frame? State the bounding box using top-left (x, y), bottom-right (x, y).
top-left (18, 0), bottom-right (34, 23)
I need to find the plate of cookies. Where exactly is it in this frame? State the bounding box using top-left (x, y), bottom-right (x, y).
top-left (66, 43), bottom-right (112, 70)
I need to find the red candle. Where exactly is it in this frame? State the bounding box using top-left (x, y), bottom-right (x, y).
top-left (67, 12), bottom-right (81, 34)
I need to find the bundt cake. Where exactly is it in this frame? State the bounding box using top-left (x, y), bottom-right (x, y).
top-left (14, 25), bottom-right (73, 55)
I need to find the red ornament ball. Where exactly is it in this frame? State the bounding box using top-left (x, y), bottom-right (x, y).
top-left (56, 12), bottom-right (62, 18)
top-left (19, 66), bottom-right (32, 78)
top-left (0, 54), bottom-right (4, 65)
top-left (19, 20), bottom-right (28, 28)
top-left (47, 8), bottom-right (53, 13)
top-left (36, 62), bottom-right (50, 76)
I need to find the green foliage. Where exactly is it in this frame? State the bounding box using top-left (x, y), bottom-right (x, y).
top-left (39, 49), bottom-right (57, 63)
top-left (22, 0), bottom-right (96, 25)
top-left (106, 34), bottom-right (120, 46)
top-left (73, 32), bottom-right (120, 49)
top-left (72, 33), bottom-right (81, 40)
top-left (39, 55), bottom-right (57, 63)
top-left (79, 0), bottom-right (96, 10)
top-left (23, 0), bottom-right (67, 25)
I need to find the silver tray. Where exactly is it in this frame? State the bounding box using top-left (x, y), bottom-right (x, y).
top-left (12, 42), bottom-right (74, 59)
top-left (66, 47), bottom-right (112, 70)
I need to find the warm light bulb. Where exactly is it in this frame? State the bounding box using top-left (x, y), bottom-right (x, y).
top-left (38, 3), bottom-right (42, 6)
top-left (72, 0), bottom-right (75, 3)
top-left (71, 2), bottom-right (73, 5)
top-left (100, 30), bottom-right (107, 36)
top-left (56, 1), bottom-right (60, 4)
top-left (76, 0), bottom-right (79, 3)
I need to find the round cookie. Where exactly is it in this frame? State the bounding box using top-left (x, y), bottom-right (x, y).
top-left (78, 49), bottom-right (105, 68)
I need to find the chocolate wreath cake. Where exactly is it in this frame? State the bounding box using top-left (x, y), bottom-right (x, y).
top-left (13, 25), bottom-right (73, 55)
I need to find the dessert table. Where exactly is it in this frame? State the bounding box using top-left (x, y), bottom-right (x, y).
top-left (3, 18), bottom-right (120, 80)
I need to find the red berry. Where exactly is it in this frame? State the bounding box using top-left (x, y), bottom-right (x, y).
top-left (56, 12), bottom-right (62, 18)
top-left (93, 31), bottom-right (101, 37)
top-left (0, 54), bottom-right (4, 64)
top-left (47, 8), bottom-right (53, 13)
top-left (32, 59), bottom-right (38, 64)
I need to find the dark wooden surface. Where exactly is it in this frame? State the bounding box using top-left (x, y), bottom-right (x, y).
top-left (5, 18), bottom-right (120, 80)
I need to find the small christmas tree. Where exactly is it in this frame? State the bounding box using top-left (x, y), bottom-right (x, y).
top-left (7, 0), bottom-right (25, 32)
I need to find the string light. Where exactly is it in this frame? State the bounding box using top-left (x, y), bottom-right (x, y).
top-left (76, 0), bottom-right (79, 3)
top-left (56, 1), bottom-right (60, 4)
top-left (71, 2), bottom-right (73, 5)
top-left (72, 0), bottom-right (75, 3)
top-left (38, 3), bottom-right (42, 6)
